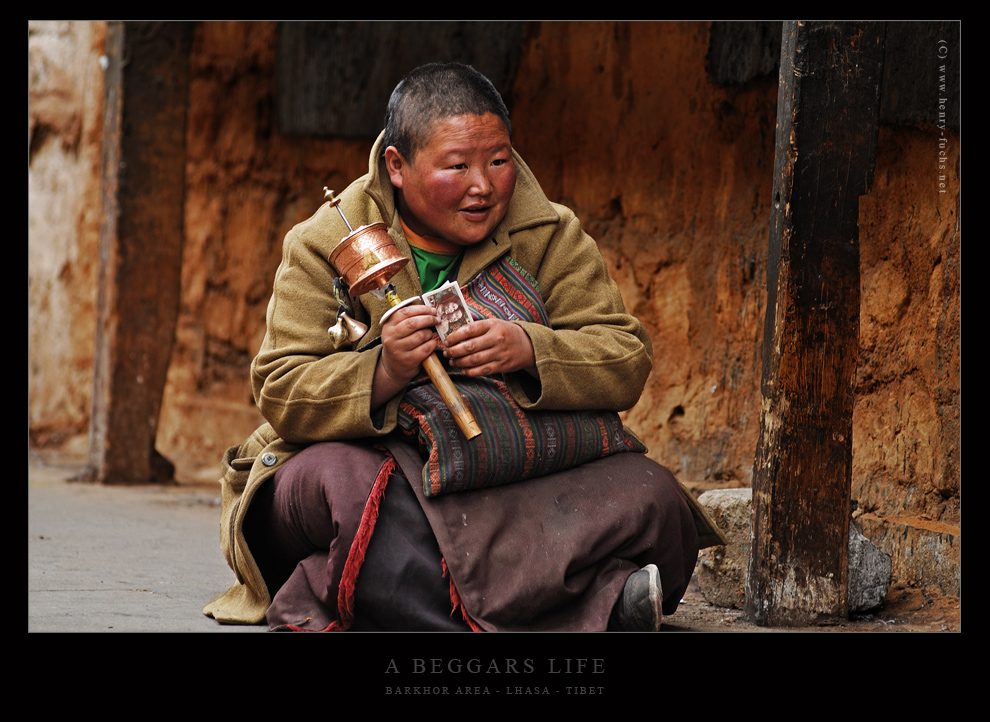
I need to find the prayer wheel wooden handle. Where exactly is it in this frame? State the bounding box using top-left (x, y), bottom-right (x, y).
top-left (422, 354), bottom-right (482, 439)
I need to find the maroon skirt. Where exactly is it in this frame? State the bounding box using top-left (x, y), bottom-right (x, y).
top-left (244, 437), bottom-right (699, 632)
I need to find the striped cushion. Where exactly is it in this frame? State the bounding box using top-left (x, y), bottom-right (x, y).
top-left (395, 255), bottom-right (646, 498)
top-left (398, 375), bottom-right (646, 497)
top-left (461, 256), bottom-right (551, 326)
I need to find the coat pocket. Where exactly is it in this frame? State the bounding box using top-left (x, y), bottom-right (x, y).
top-left (222, 446), bottom-right (255, 491)
top-left (218, 443), bottom-right (255, 577)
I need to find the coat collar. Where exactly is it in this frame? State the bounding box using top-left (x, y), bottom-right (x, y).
top-left (361, 131), bottom-right (560, 290)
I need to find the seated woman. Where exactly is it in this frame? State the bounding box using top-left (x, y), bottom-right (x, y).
top-left (204, 62), bottom-right (719, 632)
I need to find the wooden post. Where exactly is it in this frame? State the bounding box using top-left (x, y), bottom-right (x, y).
top-left (88, 22), bottom-right (191, 484)
top-left (744, 21), bottom-right (885, 625)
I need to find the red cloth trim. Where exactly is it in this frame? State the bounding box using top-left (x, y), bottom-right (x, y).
top-left (307, 454), bottom-right (396, 632)
top-left (443, 556), bottom-right (484, 632)
top-left (282, 453), bottom-right (484, 634)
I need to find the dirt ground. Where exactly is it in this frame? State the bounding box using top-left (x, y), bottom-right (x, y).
top-left (667, 576), bottom-right (960, 633)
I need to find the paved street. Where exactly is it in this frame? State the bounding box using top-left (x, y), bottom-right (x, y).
top-left (28, 456), bottom-right (262, 633)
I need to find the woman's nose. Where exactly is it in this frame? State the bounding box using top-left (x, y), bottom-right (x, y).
top-left (468, 167), bottom-right (492, 196)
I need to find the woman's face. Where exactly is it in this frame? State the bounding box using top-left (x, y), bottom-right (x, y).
top-left (386, 113), bottom-right (516, 246)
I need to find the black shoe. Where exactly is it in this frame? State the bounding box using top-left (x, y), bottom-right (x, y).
top-left (612, 564), bottom-right (663, 631)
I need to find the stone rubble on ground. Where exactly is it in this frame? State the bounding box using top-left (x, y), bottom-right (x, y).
top-left (694, 488), bottom-right (892, 613)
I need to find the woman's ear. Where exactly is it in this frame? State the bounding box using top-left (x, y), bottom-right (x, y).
top-left (384, 146), bottom-right (405, 189)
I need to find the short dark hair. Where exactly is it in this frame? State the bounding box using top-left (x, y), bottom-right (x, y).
top-left (383, 62), bottom-right (512, 160)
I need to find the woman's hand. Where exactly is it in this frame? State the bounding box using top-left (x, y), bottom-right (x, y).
top-left (371, 304), bottom-right (438, 409)
top-left (443, 319), bottom-right (537, 378)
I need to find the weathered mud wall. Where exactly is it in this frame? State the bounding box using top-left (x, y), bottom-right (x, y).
top-left (28, 21), bottom-right (105, 449)
top-left (510, 23), bottom-right (776, 491)
top-left (27, 21), bottom-right (960, 595)
top-left (854, 125), bottom-right (960, 593)
top-left (157, 22), bottom-right (377, 465)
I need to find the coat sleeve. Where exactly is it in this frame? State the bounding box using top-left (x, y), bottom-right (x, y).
top-left (250, 216), bottom-right (402, 445)
top-left (505, 205), bottom-right (654, 413)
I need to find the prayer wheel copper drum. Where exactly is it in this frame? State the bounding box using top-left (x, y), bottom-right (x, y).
top-left (328, 222), bottom-right (409, 297)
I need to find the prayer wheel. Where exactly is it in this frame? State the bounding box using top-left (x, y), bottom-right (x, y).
top-left (324, 189), bottom-right (482, 440)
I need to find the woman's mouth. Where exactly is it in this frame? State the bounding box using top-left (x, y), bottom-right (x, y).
top-left (460, 205), bottom-right (492, 220)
